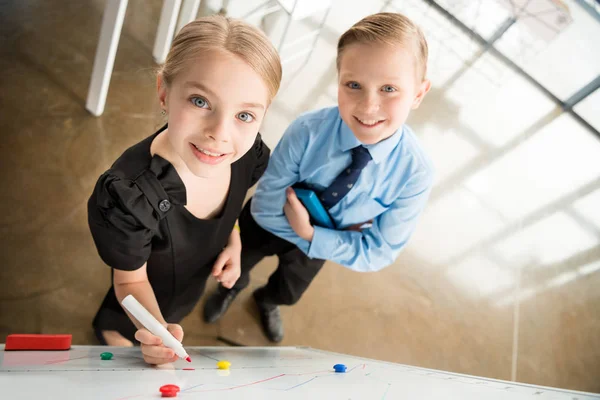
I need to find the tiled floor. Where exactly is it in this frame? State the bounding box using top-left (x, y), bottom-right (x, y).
top-left (0, 0), bottom-right (599, 393)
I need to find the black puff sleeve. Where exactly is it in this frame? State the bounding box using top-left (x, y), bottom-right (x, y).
top-left (87, 173), bottom-right (158, 271)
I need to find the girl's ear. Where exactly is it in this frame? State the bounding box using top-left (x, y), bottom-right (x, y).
top-left (157, 74), bottom-right (168, 111)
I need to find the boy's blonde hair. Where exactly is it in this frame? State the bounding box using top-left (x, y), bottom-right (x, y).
top-left (337, 12), bottom-right (428, 81)
top-left (159, 15), bottom-right (282, 101)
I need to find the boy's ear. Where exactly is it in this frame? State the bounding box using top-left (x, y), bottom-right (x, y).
top-left (411, 79), bottom-right (431, 110)
top-left (157, 74), bottom-right (168, 111)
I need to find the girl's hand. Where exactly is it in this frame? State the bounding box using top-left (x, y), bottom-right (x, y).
top-left (135, 324), bottom-right (184, 365)
top-left (211, 242), bottom-right (241, 289)
top-left (283, 187), bottom-right (315, 241)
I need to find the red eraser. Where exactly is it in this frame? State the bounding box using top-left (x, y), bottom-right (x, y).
top-left (5, 334), bottom-right (72, 351)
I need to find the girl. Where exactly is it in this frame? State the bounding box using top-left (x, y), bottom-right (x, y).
top-left (88, 15), bottom-right (282, 365)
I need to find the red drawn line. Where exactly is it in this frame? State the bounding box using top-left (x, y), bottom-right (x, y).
top-left (348, 363), bottom-right (368, 373)
top-left (44, 355), bottom-right (90, 365)
top-left (185, 374), bottom-right (285, 393)
top-left (115, 366), bottom-right (346, 398)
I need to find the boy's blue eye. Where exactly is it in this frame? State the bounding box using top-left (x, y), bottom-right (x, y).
top-left (191, 96), bottom-right (208, 108)
top-left (382, 85), bottom-right (396, 92)
top-left (347, 82), bottom-right (361, 89)
top-left (237, 112), bottom-right (254, 123)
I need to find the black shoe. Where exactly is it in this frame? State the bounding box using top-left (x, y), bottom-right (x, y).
top-left (253, 288), bottom-right (284, 343)
top-left (203, 286), bottom-right (240, 323)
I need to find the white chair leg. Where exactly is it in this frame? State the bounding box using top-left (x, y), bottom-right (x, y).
top-left (86, 0), bottom-right (129, 117)
top-left (276, 0), bottom-right (297, 51)
top-left (277, 11), bottom-right (293, 51)
top-left (153, 0), bottom-right (182, 65)
top-left (176, 0), bottom-right (201, 33)
top-left (220, 0), bottom-right (232, 14)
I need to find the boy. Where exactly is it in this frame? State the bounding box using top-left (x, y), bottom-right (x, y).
top-left (204, 12), bottom-right (433, 342)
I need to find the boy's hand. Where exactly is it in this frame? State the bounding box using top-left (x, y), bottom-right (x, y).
top-left (135, 324), bottom-right (184, 365)
top-left (211, 242), bottom-right (241, 289)
top-left (284, 187), bottom-right (315, 241)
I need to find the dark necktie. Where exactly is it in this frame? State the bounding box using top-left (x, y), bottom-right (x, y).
top-left (320, 146), bottom-right (372, 209)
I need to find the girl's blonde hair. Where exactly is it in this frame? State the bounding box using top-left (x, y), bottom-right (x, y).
top-left (159, 15), bottom-right (282, 101)
top-left (337, 12), bottom-right (429, 81)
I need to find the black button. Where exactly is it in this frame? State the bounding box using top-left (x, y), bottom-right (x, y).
top-left (159, 199), bottom-right (171, 212)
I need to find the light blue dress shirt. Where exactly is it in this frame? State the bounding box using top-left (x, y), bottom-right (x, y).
top-left (251, 106), bottom-right (434, 272)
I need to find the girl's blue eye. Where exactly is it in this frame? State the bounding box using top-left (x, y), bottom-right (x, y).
top-left (191, 97), bottom-right (208, 108)
top-left (347, 82), bottom-right (361, 89)
top-left (382, 85), bottom-right (396, 92)
top-left (237, 112), bottom-right (254, 123)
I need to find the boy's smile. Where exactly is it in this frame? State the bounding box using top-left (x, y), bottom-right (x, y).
top-left (337, 42), bottom-right (430, 145)
top-left (354, 116), bottom-right (385, 128)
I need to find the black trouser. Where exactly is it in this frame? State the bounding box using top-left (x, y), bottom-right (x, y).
top-left (233, 198), bottom-right (325, 305)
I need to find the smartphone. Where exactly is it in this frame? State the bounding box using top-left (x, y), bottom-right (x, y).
top-left (293, 188), bottom-right (336, 229)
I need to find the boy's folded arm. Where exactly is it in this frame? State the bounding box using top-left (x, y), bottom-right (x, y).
top-left (250, 118), bottom-right (311, 252)
top-left (307, 173), bottom-right (433, 272)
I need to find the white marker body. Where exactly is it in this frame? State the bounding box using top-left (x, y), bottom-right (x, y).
top-left (121, 294), bottom-right (189, 360)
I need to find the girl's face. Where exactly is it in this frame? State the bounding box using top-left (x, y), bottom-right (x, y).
top-left (158, 49), bottom-right (270, 178)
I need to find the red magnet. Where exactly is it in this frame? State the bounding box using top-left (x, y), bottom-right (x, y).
top-left (159, 384), bottom-right (180, 398)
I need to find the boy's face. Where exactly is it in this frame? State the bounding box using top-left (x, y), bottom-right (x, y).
top-left (158, 49), bottom-right (270, 178)
top-left (337, 42), bottom-right (430, 145)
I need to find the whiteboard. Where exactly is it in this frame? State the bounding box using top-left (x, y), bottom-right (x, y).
top-left (1, 345), bottom-right (598, 400)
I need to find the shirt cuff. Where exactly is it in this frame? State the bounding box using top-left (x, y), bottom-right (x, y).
top-left (307, 226), bottom-right (341, 260)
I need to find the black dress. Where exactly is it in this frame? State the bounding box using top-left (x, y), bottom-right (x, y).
top-left (88, 125), bottom-right (269, 343)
